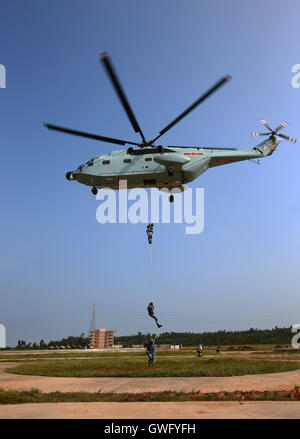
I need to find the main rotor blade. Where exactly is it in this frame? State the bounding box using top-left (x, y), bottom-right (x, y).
top-left (278, 133), bottom-right (297, 143)
top-left (100, 52), bottom-right (147, 144)
top-left (149, 75), bottom-right (231, 145)
top-left (274, 121), bottom-right (288, 133)
top-left (251, 132), bottom-right (269, 137)
top-left (44, 123), bottom-right (141, 146)
top-left (168, 145), bottom-right (238, 150)
top-left (259, 119), bottom-right (273, 132)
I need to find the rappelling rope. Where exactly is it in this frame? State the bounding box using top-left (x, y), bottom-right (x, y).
top-left (147, 195), bottom-right (154, 303)
top-left (146, 223), bottom-right (154, 302)
top-left (150, 243), bottom-right (153, 303)
top-left (152, 332), bottom-right (158, 365)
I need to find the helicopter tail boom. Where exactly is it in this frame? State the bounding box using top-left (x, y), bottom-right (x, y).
top-left (253, 136), bottom-right (282, 157)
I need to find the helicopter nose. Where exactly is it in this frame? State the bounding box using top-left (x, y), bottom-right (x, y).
top-left (66, 171), bottom-right (74, 181)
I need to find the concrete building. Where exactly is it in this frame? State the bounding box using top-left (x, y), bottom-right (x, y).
top-left (89, 328), bottom-right (116, 349)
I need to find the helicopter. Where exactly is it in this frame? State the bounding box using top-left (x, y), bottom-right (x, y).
top-left (45, 52), bottom-right (296, 203)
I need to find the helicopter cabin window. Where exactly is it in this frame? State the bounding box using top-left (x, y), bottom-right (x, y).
top-left (123, 158), bottom-right (131, 163)
top-left (145, 157), bottom-right (152, 162)
top-left (144, 179), bottom-right (156, 186)
top-left (102, 160), bottom-right (110, 165)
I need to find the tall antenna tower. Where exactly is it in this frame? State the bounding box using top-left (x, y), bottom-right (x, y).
top-left (89, 303), bottom-right (96, 333)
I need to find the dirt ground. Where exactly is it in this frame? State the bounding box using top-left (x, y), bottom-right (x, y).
top-left (1, 401), bottom-right (300, 419)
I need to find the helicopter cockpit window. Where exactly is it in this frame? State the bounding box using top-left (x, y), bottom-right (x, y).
top-left (103, 160), bottom-right (110, 165)
top-left (86, 159), bottom-right (94, 167)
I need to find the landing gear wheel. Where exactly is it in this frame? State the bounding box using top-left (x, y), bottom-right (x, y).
top-left (91, 187), bottom-right (98, 195)
top-left (169, 194), bottom-right (174, 203)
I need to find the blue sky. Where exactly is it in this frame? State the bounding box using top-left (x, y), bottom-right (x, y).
top-left (1, 0), bottom-right (300, 345)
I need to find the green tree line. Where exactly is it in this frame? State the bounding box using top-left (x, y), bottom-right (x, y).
top-left (115, 326), bottom-right (293, 347)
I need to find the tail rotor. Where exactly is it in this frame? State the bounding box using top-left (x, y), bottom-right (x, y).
top-left (251, 119), bottom-right (296, 143)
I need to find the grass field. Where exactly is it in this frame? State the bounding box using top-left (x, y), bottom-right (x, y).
top-left (0, 345), bottom-right (280, 361)
top-left (0, 350), bottom-right (197, 360)
top-left (1, 387), bottom-right (300, 404)
top-left (6, 356), bottom-right (300, 378)
top-left (1, 344), bottom-right (287, 359)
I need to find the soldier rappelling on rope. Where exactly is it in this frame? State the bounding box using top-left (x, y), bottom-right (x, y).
top-left (147, 302), bottom-right (162, 328)
top-left (146, 223), bottom-right (154, 245)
